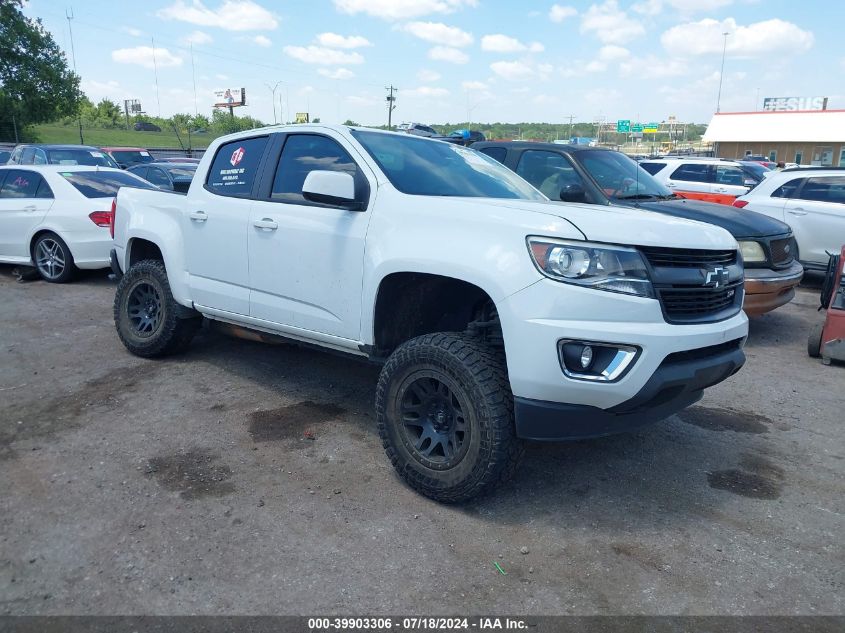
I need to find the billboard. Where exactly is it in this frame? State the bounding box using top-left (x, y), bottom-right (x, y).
top-left (295, 112), bottom-right (309, 124)
top-left (762, 96), bottom-right (827, 112)
top-left (214, 88), bottom-right (246, 108)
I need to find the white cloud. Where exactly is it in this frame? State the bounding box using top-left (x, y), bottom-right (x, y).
top-left (668, 0), bottom-right (733, 11)
top-left (111, 46), bottom-right (183, 69)
top-left (618, 54), bottom-right (686, 77)
top-left (283, 45), bottom-right (365, 65)
top-left (346, 94), bottom-right (380, 106)
top-left (580, 1), bottom-right (645, 44)
top-left (400, 22), bottom-right (473, 47)
top-left (597, 44), bottom-right (630, 61)
top-left (122, 27), bottom-right (143, 37)
top-left (417, 69), bottom-right (442, 82)
top-left (480, 34), bottom-right (543, 53)
top-left (404, 86), bottom-right (451, 98)
top-left (428, 46), bottom-right (469, 64)
top-left (318, 68), bottom-right (356, 79)
top-left (631, 0), bottom-right (661, 15)
top-left (549, 4), bottom-right (577, 22)
top-left (490, 59), bottom-right (551, 81)
top-left (216, 73), bottom-right (229, 80)
top-left (315, 33), bottom-right (373, 49)
top-left (334, 0), bottom-right (477, 20)
top-left (181, 30), bottom-right (213, 45)
top-left (461, 80), bottom-right (488, 90)
top-left (585, 60), bottom-right (607, 73)
top-left (253, 35), bottom-right (272, 47)
top-left (157, 0), bottom-right (278, 31)
top-left (662, 18), bottom-right (813, 57)
top-left (82, 79), bottom-right (122, 101)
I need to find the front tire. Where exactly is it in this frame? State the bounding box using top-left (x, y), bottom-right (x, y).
top-left (32, 232), bottom-right (75, 283)
top-left (114, 259), bottom-right (201, 358)
top-left (376, 333), bottom-right (523, 503)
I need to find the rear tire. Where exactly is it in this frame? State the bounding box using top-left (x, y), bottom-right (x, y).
top-left (376, 333), bottom-right (523, 503)
top-left (808, 323), bottom-right (824, 358)
top-left (32, 232), bottom-right (75, 283)
top-left (114, 259), bottom-right (201, 358)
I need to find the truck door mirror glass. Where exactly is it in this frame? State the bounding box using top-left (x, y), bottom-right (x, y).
top-left (559, 183), bottom-right (587, 203)
top-left (302, 170), bottom-right (359, 209)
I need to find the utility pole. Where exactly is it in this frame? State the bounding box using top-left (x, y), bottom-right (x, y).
top-left (66, 8), bottom-right (83, 144)
top-left (564, 114), bottom-right (576, 142)
top-left (716, 31), bottom-right (730, 114)
top-left (385, 85), bottom-right (397, 130)
top-left (266, 81), bottom-right (283, 124)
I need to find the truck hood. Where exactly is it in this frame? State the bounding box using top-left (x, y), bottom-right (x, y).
top-left (476, 198), bottom-right (738, 250)
top-left (624, 196), bottom-right (791, 239)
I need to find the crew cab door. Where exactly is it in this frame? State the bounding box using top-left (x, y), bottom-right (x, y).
top-left (247, 132), bottom-right (373, 340)
top-left (710, 164), bottom-right (753, 205)
top-left (0, 170), bottom-right (54, 259)
top-left (665, 163), bottom-right (712, 202)
top-left (183, 135), bottom-right (270, 315)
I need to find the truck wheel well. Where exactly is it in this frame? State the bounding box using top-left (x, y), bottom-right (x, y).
top-left (373, 273), bottom-right (503, 358)
top-left (128, 239), bottom-right (163, 267)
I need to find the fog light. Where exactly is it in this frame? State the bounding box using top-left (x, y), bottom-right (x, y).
top-left (580, 345), bottom-right (593, 369)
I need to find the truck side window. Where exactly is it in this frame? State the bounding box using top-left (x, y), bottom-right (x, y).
top-left (516, 150), bottom-right (583, 199)
top-left (479, 147), bottom-right (507, 164)
top-left (271, 134), bottom-right (359, 204)
top-left (206, 136), bottom-right (268, 196)
top-left (799, 177), bottom-right (845, 204)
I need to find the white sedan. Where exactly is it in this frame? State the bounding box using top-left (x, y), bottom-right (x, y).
top-left (733, 168), bottom-right (845, 270)
top-left (0, 165), bottom-right (156, 282)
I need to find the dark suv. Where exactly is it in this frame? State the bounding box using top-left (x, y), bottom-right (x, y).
top-left (7, 144), bottom-right (120, 168)
top-left (473, 141), bottom-right (804, 317)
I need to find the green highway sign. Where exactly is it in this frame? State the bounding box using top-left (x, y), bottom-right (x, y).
top-left (631, 124), bottom-right (643, 132)
top-left (644, 122), bottom-right (659, 132)
top-left (616, 119), bottom-right (630, 133)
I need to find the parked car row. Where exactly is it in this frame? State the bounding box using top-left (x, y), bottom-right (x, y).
top-left (396, 122), bottom-right (486, 146)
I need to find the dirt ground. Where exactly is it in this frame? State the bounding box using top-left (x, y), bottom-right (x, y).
top-left (0, 266), bottom-right (842, 615)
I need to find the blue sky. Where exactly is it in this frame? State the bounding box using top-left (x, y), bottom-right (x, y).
top-left (26, 0), bottom-right (841, 126)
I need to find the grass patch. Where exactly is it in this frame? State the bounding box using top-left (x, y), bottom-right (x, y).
top-left (29, 125), bottom-right (211, 149)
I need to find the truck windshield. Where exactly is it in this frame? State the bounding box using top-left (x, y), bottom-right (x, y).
top-left (352, 130), bottom-right (545, 200)
top-left (574, 150), bottom-right (672, 200)
top-left (46, 149), bottom-right (120, 168)
top-left (60, 171), bottom-right (158, 198)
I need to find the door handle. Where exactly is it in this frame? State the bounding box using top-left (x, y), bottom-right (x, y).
top-left (666, 182), bottom-right (676, 188)
top-left (714, 187), bottom-right (728, 193)
top-left (189, 210), bottom-right (208, 222)
top-left (788, 208), bottom-right (807, 216)
top-left (253, 218), bottom-right (278, 230)
top-left (23, 205), bottom-right (37, 212)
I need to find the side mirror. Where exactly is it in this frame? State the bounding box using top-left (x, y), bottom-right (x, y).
top-left (559, 183), bottom-right (587, 203)
top-left (302, 170), bottom-right (360, 209)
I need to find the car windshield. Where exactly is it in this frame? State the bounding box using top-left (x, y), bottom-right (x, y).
top-left (165, 166), bottom-right (197, 179)
top-left (60, 171), bottom-right (157, 198)
top-left (739, 162), bottom-right (768, 181)
top-left (46, 149), bottom-right (120, 168)
top-left (111, 151), bottom-right (154, 165)
top-left (574, 150), bottom-right (672, 199)
top-left (352, 130), bottom-right (544, 200)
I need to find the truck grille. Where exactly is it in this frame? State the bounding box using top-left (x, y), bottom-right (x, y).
top-left (769, 237), bottom-right (795, 267)
top-left (641, 246), bottom-right (743, 324)
top-left (658, 281), bottom-right (743, 320)
top-left (640, 246), bottom-right (737, 268)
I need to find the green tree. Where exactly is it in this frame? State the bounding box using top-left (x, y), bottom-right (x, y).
top-left (0, 0), bottom-right (82, 139)
top-left (342, 119), bottom-right (359, 126)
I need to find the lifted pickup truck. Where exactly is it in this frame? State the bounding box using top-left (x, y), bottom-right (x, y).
top-left (110, 125), bottom-right (748, 502)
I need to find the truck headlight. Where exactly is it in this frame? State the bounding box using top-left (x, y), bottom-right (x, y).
top-left (738, 240), bottom-right (766, 263)
top-left (527, 237), bottom-right (654, 298)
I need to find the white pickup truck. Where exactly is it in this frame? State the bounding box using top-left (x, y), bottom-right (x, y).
top-left (110, 124), bottom-right (748, 502)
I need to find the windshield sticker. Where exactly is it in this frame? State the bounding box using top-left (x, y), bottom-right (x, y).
top-left (13, 176), bottom-right (29, 188)
top-left (90, 151), bottom-right (104, 158)
top-left (230, 146), bottom-right (245, 167)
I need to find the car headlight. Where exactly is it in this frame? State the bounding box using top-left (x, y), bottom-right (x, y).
top-left (527, 237), bottom-right (654, 298)
top-left (738, 240), bottom-right (766, 263)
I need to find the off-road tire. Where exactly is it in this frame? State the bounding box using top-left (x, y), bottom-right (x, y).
top-left (807, 323), bottom-right (824, 358)
top-left (32, 232), bottom-right (75, 283)
top-left (114, 259), bottom-right (201, 358)
top-left (376, 332), bottom-right (523, 503)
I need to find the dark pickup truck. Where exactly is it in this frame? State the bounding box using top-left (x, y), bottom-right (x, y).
top-left (473, 141), bottom-right (804, 317)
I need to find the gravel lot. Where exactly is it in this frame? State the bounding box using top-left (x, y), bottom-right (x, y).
top-left (0, 266), bottom-right (842, 615)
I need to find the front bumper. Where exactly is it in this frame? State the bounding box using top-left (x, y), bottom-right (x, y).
top-left (742, 262), bottom-right (803, 316)
top-left (514, 338), bottom-right (745, 440)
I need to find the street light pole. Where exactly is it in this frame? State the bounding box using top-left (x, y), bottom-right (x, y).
top-left (716, 31), bottom-right (730, 114)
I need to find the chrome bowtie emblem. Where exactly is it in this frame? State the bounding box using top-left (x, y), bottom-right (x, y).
top-left (703, 266), bottom-right (730, 288)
